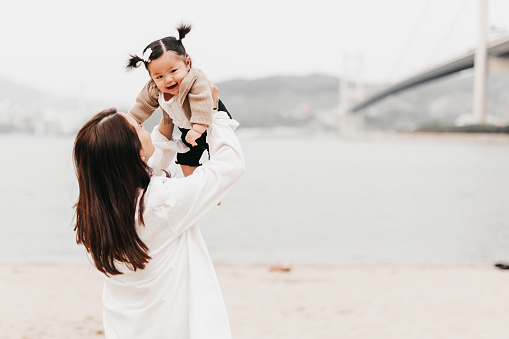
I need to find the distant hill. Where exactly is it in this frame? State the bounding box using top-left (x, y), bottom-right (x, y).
top-left (216, 74), bottom-right (339, 127)
top-left (0, 76), bottom-right (109, 134)
top-left (0, 77), bottom-right (40, 102)
top-left (0, 76), bottom-right (77, 108)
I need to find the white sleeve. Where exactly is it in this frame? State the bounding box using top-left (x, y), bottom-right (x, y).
top-left (147, 127), bottom-right (190, 176)
top-left (161, 111), bottom-right (245, 235)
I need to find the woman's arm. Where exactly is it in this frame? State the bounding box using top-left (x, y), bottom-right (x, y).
top-left (161, 112), bottom-right (244, 234)
top-left (147, 116), bottom-right (188, 176)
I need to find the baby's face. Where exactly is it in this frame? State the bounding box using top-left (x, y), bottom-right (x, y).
top-left (148, 51), bottom-right (191, 96)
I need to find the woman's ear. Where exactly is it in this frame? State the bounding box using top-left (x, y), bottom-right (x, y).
top-left (140, 150), bottom-right (147, 162)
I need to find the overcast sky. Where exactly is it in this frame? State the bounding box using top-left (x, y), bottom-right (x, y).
top-left (2, 0), bottom-right (508, 106)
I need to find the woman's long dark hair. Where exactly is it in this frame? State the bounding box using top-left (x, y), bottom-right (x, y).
top-left (73, 108), bottom-right (152, 275)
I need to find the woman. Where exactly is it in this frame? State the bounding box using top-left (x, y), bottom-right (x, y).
top-left (73, 108), bottom-right (244, 339)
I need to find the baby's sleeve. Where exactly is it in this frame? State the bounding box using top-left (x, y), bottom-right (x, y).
top-left (187, 74), bottom-right (214, 126)
top-left (128, 80), bottom-right (160, 124)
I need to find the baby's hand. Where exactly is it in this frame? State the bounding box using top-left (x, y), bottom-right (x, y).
top-left (185, 129), bottom-right (202, 147)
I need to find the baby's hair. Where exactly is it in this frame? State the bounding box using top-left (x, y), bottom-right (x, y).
top-left (127, 24), bottom-right (192, 71)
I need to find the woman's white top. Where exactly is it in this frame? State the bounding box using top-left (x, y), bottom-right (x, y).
top-left (158, 92), bottom-right (192, 129)
top-left (102, 112), bottom-right (244, 339)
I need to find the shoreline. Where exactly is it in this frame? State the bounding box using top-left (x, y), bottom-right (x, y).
top-left (234, 126), bottom-right (509, 144)
top-left (358, 131), bottom-right (509, 143)
top-left (2, 263), bottom-right (509, 338)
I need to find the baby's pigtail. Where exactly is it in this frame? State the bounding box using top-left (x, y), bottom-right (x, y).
top-left (126, 54), bottom-right (144, 70)
top-left (176, 24), bottom-right (192, 41)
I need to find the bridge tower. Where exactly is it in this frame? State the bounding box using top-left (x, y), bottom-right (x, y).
top-left (339, 52), bottom-right (365, 135)
top-left (473, 0), bottom-right (488, 124)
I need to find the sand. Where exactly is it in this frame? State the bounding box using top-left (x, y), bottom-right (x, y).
top-left (1, 263), bottom-right (508, 339)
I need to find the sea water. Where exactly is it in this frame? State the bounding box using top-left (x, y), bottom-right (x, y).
top-left (1, 131), bottom-right (508, 266)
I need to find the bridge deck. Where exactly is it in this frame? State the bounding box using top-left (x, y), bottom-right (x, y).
top-left (350, 36), bottom-right (509, 113)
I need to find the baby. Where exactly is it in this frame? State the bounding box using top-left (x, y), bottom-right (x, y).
top-left (127, 24), bottom-right (229, 176)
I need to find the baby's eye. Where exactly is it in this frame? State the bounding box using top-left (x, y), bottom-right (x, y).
top-left (170, 69), bottom-right (177, 73)
top-left (155, 75), bottom-right (162, 79)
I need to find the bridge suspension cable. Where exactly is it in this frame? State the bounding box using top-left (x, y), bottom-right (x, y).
top-left (384, 0), bottom-right (434, 82)
top-left (426, 0), bottom-right (472, 68)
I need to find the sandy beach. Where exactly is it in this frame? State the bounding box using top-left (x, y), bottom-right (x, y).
top-left (1, 263), bottom-right (508, 338)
